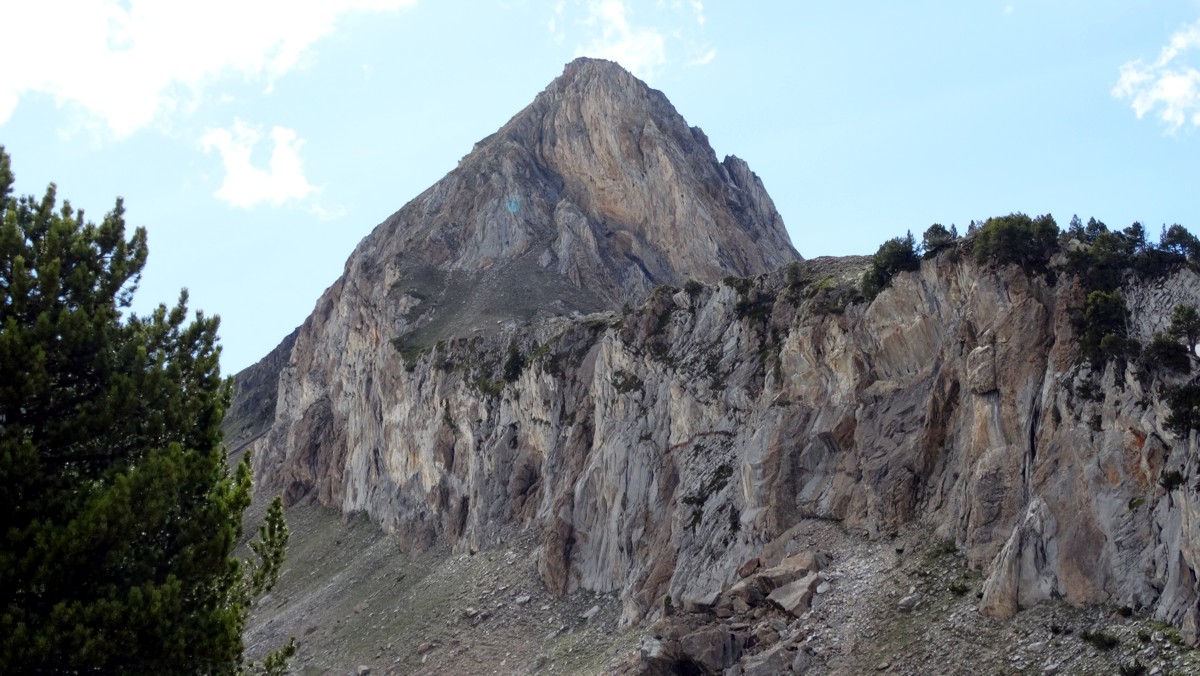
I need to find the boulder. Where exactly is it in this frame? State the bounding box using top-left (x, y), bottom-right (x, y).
top-left (727, 579), bottom-right (766, 606)
top-left (681, 590), bottom-right (721, 614)
top-left (741, 643), bottom-right (794, 676)
top-left (751, 624), bottom-right (780, 649)
top-left (737, 557), bottom-right (762, 579)
top-left (755, 550), bottom-right (830, 592)
top-left (778, 550), bottom-right (830, 573)
top-left (897, 594), bottom-right (921, 613)
top-left (766, 572), bottom-right (822, 617)
top-left (791, 648), bottom-right (816, 673)
top-left (679, 627), bottom-right (741, 674)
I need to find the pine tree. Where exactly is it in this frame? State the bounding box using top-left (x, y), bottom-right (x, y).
top-left (0, 146), bottom-right (292, 673)
top-left (1170, 304), bottom-right (1200, 355)
top-left (862, 230), bottom-right (920, 301)
top-left (920, 223), bottom-right (956, 259)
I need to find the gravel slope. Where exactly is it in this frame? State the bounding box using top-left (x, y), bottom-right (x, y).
top-left (245, 503), bottom-right (1200, 675)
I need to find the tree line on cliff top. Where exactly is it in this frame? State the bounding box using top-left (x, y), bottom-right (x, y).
top-left (862, 212), bottom-right (1200, 438)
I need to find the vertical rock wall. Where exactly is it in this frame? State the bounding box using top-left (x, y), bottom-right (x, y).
top-left (248, 256), bottom-right (1200, 637)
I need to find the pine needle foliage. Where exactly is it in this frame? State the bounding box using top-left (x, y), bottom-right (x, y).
top-left (0, 146), bottom-right (291, 674)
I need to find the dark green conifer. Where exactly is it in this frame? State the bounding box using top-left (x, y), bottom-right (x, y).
top-left (1169, 304), bottom-right (1200, 355)
top-left (862, 230), bottom-right (920, 301)
top-left (0, 146), bottom-right (292, 674)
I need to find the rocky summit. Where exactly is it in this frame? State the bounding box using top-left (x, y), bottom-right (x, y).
top-left (227, 59), bottom-right (1200, 674)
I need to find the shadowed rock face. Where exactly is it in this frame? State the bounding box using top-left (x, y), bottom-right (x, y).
top-left (228, 57), bottom-right (1200, 644)
top-left (225, 328), bottom-right (297, 463)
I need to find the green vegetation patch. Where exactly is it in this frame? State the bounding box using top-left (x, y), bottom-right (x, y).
top-left (1079, 628), bottom-right (1121, 651)
top-left (972, 212), bottom-right (1059, 271)
top-left (862, 231), bottom-right (920, 301)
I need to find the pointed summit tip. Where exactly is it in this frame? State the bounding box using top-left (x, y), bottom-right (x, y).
top-left (560, 56), bottom-right (634, 78)
top-left (548, 57), bottom-right (650, 95)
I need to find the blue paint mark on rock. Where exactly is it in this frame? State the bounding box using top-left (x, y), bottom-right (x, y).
top-left (506, 195), bottom-right (520, 213)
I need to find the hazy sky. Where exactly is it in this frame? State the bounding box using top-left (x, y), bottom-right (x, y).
top-left (3, 1), bottom-right (1199, 372)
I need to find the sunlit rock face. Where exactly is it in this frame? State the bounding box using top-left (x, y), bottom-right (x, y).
top-left (226, 57), bottom-right (1200, 641)
top-left (243, 56), bottom-right (798, 525)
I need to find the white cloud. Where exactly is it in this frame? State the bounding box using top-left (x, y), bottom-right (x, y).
top-left (558, 0), bottom-right (711, 80)
top-left (200, 120), bottom-right (315, 208)
top-left (0, 0), bottom-right (415, 137)
top-left (576, 1), bottom-right (667, 80)
top-left (1113, 19), bottom-right (1200, 132)
top-left (310, 202), bottom-right (349, 221)
top-left (549, 0), bottom-right (567, 42)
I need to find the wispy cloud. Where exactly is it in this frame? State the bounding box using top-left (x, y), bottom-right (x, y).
top-left (576, 1), bottom-right (667, 79)
top-left (0, 0), bottom-right (416, 137)
top-left (199, 120), bottom-right (315, 209)
top-left (549, 0), bottom-right (567, 42)
top-left (552, 0), bottom-right (710, 81)
top-left (310, 202), bottom-right (349, 221)
top-left (1113, 19), bottom-right (1200, 132)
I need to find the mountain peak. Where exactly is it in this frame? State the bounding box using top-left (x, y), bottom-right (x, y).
top-left (546, 57), bottom-right (652, 99)
top-left (325, 59), bottom-right (800, 350)
top-left (558, 56), bottom-right (637, 82)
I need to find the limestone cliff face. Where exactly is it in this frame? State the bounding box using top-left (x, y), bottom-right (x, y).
top-left (244, 251), bottom-right (1200, 637)
top-left (240, 57), bottom-right (798, 520)
top-left (231, 58), bottom-right (1200, 641)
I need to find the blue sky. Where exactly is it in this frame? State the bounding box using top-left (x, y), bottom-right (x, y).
top-left (3, 1), bottom-right (1199, 373)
